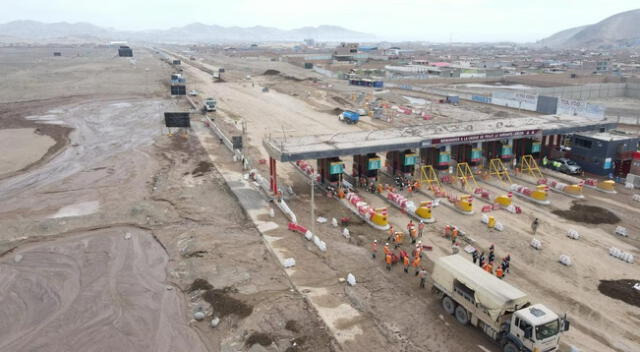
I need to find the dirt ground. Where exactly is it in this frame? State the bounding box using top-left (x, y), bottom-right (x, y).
top-left (177, 49), bottom-right (640, 352)
top-left (2, 44), bottom-right (639, 352)
top-left (0, 46), bottom-right (333, 352)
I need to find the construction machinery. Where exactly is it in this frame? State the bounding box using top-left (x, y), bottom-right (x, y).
top-left (338, 110), bottom-right (360, 124)
top-left (432, 255), bottom-right (570, 352)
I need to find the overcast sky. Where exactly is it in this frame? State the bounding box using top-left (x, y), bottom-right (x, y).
top-left (2, 0), bottom-right (638, 42)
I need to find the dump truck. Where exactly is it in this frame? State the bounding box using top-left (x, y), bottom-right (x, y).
top-left (432, 255), bottom-right (569, 352)
top-left (203, 98), bottom-right (217, 112)
top-left (338, 110), bottom-right (359, 124)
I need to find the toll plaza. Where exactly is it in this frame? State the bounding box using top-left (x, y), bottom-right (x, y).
top-left (263, 114), bottom-right (614, 194)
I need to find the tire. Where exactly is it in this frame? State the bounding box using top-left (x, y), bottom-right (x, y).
top-left (503, 342), bottom-right (519, 352)
top-left (454, 305), bottom-right (470, 325)
top-left (442, 296), bottom-right (455, 315)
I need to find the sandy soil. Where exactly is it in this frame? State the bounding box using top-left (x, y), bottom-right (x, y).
top-left (0, 128), bottom-right (54, 176)
top-left (3, 44), bottom-right (639, 352)
top-left (181, 52), bottom-right (640, 352)
top-left (0, 228), bottom-right (207, 352)
top-left (0, 47), bottom-right (334, 352)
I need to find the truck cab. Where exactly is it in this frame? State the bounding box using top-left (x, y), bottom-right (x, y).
top-left (204, 98), bottom-right (217, 112)
top-left (504, 304), bottom-right (567, 352)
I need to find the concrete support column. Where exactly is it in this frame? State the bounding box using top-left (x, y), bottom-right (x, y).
top-left (269, 157), bottom-right (278, 194)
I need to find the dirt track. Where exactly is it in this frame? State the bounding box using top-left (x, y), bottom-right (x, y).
top-left (0, 47), bottom-right (333, 352)
top-left (0, 228), bottom-right (206, 352)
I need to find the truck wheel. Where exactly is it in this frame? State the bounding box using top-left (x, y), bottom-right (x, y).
top-left (503, 342), bottom-right (519, 352)
top-left (442, 296), bottom-right (455, 315)
top-left (454, 305), bottom-right (469, 325)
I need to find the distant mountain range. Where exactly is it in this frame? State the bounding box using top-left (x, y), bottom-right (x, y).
top-left (0, 20), bottom-right (375, 43)
top-left (538, 9), bottom-right (640, 48)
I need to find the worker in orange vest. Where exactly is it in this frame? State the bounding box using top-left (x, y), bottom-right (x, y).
top-left (415, 241), bottom-right (423, 258)
top-left (371, 240), bottom-right (378, 259)
top-left (385, 252), bottom-right (392, 271)
top-left (418, 221), bottom-right (425, 238)
top-left (451, 227), bottom-right (459, 245)
top-left (337, 188), bottom-right (345, 199)
top-left (412, 255), bottom-right (421, 276)
top-left (387, 225), bottom-right (395, 242)
top-left (407, 220), bottom-right (414, 232)
top-left (383, 242), bottom-right (390, 256)
top-left (483, 262), bottom-right (493, 273)
top-left (409, 227), bottom-right (417, 244)
top-left (376, 183), bottom-right (384, 194)
top-left (394, 231), bottom-right (403, 249)
top-left (495, 265), bottom-right (504, 279)
top-left (403, 254), bottom-right (410, 273)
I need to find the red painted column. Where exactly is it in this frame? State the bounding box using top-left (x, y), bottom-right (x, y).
top-left (269, 157), bottom-right (278, 194)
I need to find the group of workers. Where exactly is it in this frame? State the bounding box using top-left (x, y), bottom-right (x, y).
top-left (356, 176), bottom-right (422, 197)
top-left (371, 219), bottom-right (429, 288)
top-left (471, 244), bottom-right (511, 279)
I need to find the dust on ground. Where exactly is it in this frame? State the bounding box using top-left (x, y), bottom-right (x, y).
top-left (553, 202), bottom-right (621, 224)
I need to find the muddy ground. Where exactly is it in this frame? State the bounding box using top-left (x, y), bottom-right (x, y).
top-left (0, 47), bottom-right (333, 352)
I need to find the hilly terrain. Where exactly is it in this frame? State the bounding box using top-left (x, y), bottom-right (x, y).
top-left (538, 9), bottom-right (640, 48)
top-left (0, 20), bottom-right (375, 43)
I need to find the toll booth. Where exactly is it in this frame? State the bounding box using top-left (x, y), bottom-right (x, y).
top-left (353, 153), bottom-right (381, 181)
top-left (512, 138), bottom-right (541, 161)
top-left (420, 147), bottom-right (450, 171)
top-left (451, 144), bottom-right (482, 166)
top-left (386, 150), bottom-right (418, 177)
top-left (483, 141), bottom-right (512, 164)
top-left (318, 157), bottom-right (344, 185)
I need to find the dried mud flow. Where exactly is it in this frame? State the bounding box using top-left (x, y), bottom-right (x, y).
top-left (552, 202), bottom-right (621, 224)
top-left (598, 280), bottom-right (640, 308)
top-left (0, 229), bottom-right (207, 352)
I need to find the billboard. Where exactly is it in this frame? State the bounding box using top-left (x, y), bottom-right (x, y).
top-left (557, 98), bottom-right (605, 119)
top-left (491, 91), bottom-right (538, 111)
top-left (170, 85), bottom-right (186, 96)
top-left (472, 95), bottom-right (491, 104)
top-left (431, 129), bottom-right (539, 145)
top-left (164, 112), bottom-right (190, 128)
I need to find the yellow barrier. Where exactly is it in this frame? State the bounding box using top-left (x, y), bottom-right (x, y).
top-left (456, 162), bottom-right (478, 190)
top-left (531, 185), bottom-right (548, 201)
top-left (415, 201), bottom-right (433, 219)
top-left (489, 158), bottom-right (512, 184)
top-left (495, 194), bottom-right (512, 207)
top-left (457, 195), bottom-right (473, 213)
top-left (371, 209), bottom-right (389, 227)
top-left (598, 180), bottom-right (616, 192)
top-left (519, 155), bottom-right (543, 179)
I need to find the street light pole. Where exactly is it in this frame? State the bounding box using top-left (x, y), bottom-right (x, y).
top-left (311, 172), bottom-right (315, 235)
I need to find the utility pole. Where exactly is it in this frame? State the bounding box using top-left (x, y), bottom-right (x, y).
top-left (311, 172), bottom-right (315, 235)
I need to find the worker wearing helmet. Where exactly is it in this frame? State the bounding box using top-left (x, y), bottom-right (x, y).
top-left (385, 252), bottom-right (392, 271)
top-left (403, 254), bottom-right (410, 273)
top-left (371, 240), bottom-right (378, 259)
